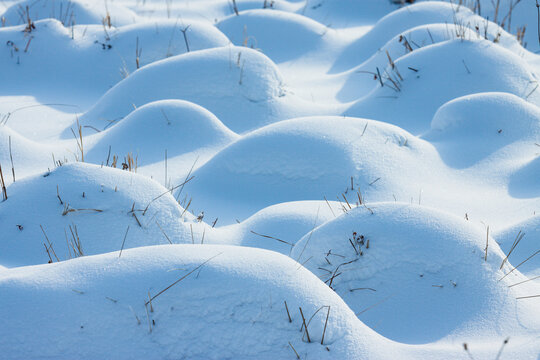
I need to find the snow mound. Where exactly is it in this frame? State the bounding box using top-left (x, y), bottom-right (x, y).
top-left (1, 0), bottom-right (137, 27)
top-left (217, 9), bottom-right (334, 63)
top-left (423, 92), bottom-right (540, 168)
top-left (0, 162), bottom-right (197, 268)
top-left (333, 2), bottom-right (516, 72)
top-left (495, 215), bottom-right (540, 277)
top-left (87, 100), bottom-right (238, 166)
top-left (0, 245), bottom-right (389, 359)
top-left (346, 39), bottom-right (538, 135)
top-left (290, 202), bottom-right (540, 343)
top-left (0, 19), bottom-right (229, 101)
top-left (80, 46), bottom-right (316, 134)
top-left (182, 116), bottom-right (438, 224)
top-left (338, 22), bottom-right (522, 102)
top-left (110, 20), bottom-right (231, 68)
top-left (2, 1), bottom-right (540, 358)
top-left (0, 19), bottom-right (87, 96)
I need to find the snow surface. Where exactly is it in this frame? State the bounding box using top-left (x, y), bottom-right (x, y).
top-left (1, 0), bottom-right (540, 359)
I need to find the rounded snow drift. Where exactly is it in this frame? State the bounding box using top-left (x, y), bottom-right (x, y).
top-left (0, 162), bottom-right (196, 267)
top-left (1, 0), bottom-right (137, 27)
top-left (81, 46), bottom-right (289, 133)
top-left (183, 116), bottom-right (435, 224)
top-left (290, 202), bottom-right (537, 343)
top-left (424, 92), bottom-right (540, 168)
top-left (87, 100), bottom-right (238, 165)
top-left (0, 245), bottom-right (390, 359)
top-left (346, 39), bottom-right (538, 134)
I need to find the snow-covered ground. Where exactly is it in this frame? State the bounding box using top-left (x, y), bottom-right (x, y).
top-left (1, 0), bottom-right (539, 359)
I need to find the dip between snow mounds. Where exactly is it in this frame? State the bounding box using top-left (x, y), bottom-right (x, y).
top-left (0, 162), bottom-right (201, 268)
top-left (86, 100), bottom-right (239, 167)
top-left (0, 245), bottom-right (395, 360)
top-left (212, 200), bottom-right (339, 255)
top-left (346, 39), bottom-right (540, 135)
top-left (181, 116), bottom-right (440, 225)
top-left (290, 203), bottom-right (540, 344)
top-left (0, 125), bottom-right (53, 180)
top-left (296, 0), bottom-right (397, 29)
top-left (424, 92), bottom-right (540, 169)
top-left (495, 215), bottom-right (540, 277)
top-left (81, 46), bottom-right (330, 134)
top-left (217, 9), bottom-right (339, 63)
top-left (0, 18), bottom-right (229, 100)
top-left (129, 0), bottom-right (299, 23)
top-left (1, 0), bottom-right (138, 27)
top-left (508, 156), bottom-right (540, 199)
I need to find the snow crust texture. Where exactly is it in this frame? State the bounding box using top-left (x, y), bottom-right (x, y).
top-left (1, 0), bottom-right (540, 359)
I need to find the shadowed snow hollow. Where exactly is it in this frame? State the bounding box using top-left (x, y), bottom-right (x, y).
top-left (0, 125), bottom-right (53, 179)
top-left (210, 200), bottom-right (339, 255)
top-left (297, 0), bottom-right (396, 28)
top-left (509, 156), bottom-right (540, 199)
top-left (217, 9), bottom-right (337, 63)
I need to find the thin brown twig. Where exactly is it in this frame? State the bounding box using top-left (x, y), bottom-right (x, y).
top-left (250, 230), bottom-right (293, 246)
top-left (321, 306), bottom-right (330, 345)
top-left (500, 230), bottom-right (525, 269)
top-left (288, 342), bottom-right (300, 359)
top-left (8, 136), bottom-right (15, 182)
top-left (284, 301), bottom-right (292, 322)
top-left (40, 225), bottom-right (60, 262)
top-left (516, 294), bottom-right (540, 299)
top-left (299, 307), bottom-right (311, 343)
top-left (0, 164), bottom-right (6, 201)
top-left (142, 176), bottom-right (194, 216)
top-left (145, 252), bottom-right (222, 305)
top-left (499, 249), bottom-right (540, 281)
top-left (155, 220), bottom-right (172, 244)
top-left (508, 275), bottom-right (540, 288)
top-left (118, 226), bottom-right (130, 258)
